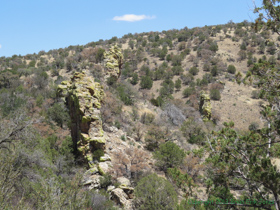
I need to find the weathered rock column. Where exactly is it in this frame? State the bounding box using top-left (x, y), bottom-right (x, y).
top-left (57, 71), bottom-right (105, 167)
top-left (199, 91), bottom-right (212, 121)
top-left (104, 45), bottom-right (123, 80)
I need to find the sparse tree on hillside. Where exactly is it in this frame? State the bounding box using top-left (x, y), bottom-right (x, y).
top-left (134, 173), bottom-right (177, 210)
top-left (153, 141), bottom-right (185, 171)
top-left (175, 78), bottom-right (182, 91)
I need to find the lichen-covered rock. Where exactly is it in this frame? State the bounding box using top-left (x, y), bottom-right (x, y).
top-left (199, 91), bottom-right (212, 121)
top-left (57, 71), bottom-right (105, 167)
top-left (100, 154), bottom-right (111, 162)
top-left (104, 45), bottom-right (123, 80)
top-left (111, 188), bottom-right (133, 209)
top-left (117, 177), bottom-right (131, 187)
top-left (119, 186), bottom-right (134, 199)
top-left (98, 162), bottom-right (110, 175)
top-left (82, 174), bottom-right (102, 189)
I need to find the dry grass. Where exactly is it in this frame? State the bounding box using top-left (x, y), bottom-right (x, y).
top-left (211, 81), bottom-right (264, 130)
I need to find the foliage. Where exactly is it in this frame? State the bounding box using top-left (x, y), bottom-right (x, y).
top-left (210, 65), bottom-right (218, 77)
top-left (34, 68), bottom-right (49, 89)
top-left (140, 112), bottom-right (155, 125)
top-left (181, 118), bottom-right (206, 145)
top-left (47, 102), bottom-right (70, 128)
top-left (210, 89), bottom-right (221, 100)
top-left (153, 141), bottom-right (186, 171)
top-left (180, 73), bottom-right (194, 85)
top-left (205, 122), bottom-right (280, 209)
top-left (175, 78), bottom-right (182, 91)
top-left (1, 92), bottom-right (26, 117)
top-left (167, 167), bottom-right (195, 196)
top-left (106, 75), bottom-right (118, 86)
top-left (183, 87), bottom-right (195, 98)
top-left (116, 83), bottom-right (134, 105)
top-left (189, 66), bottom-right (199, 75)
top-left (99, 173), bottom-right (112, 188)
top-left (140, 75), bottom-right (153, 89)
top-left (150, 96), bottom-right (164, 107)
top-left (130, 72), bottom-right (139, 85)
top-left (145, 125), bottom-right (166, 151)
top-left (227, 64), bottom-right (236, 74)
top-left (160, 78), bottom-right (175, 98)
top-left (134, 173), bottom-right (178, 210)
top-left (172, 65), bottom-right (183, 75)
top-left (0, 71), bottom-right (20, 89)
top-left (254, 0), bottom-right (280, 34)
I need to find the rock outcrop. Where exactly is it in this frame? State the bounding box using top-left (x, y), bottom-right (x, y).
top-left (57, 71), bottom-right (105, 167)
top-left (199, 91), bottom-right (212, 121)
top-left (104, 45), bottom-right (123, 80)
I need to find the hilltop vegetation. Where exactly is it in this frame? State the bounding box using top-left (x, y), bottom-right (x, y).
top-left (0, 9), bottom-right (280, 209)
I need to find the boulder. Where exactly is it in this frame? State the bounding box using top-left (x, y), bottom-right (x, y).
top-left (119, 186), bottom-right (134, 199)
top-left (107, 185), bottom-right (116, 192)
top-left (100, 154), bottom-right (111, 162)
top-left (98, 162), bottom-right (110, 175)
top-left (116, 177), bottom-right (131, 187)
top-left (111, 188), bottom-right (133, 209)
top-left (82, 174), bottom-right (101, 189)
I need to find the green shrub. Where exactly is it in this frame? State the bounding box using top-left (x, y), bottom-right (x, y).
top-left (140, 76), bottom-right (153, 89)
top-left (144, 125), bottom-right (166, 151)
top-left (121, 135), bottom-right (126, 141)
top-left (181, 119), bottom-right (206, 145)
top-left (227, 65), bottom-right (236, 74)
top-left (135, 174), bottom-right (177, 210)
top-left (175, 78), bottom-right (182, 91)
top-left (130, 73), bottom-right (139, 85)
top-left (93, 149), bottom-right (104, 160)
top-left (211, 65), bottom-right (218, 77)
top-left (1, 93), bottom-right (26, 117)
top-left (117, 84), bottom-right (134, 105)
top-left (47, 102), bottom-right (70, 128)
top-left (150, 96), bottom-right (164, 107)
top-left (183, 87), bottom-right (195, 98)
top-left (114, 120), bottom-right (121, 129)
top-left (99, 174), bottom-right (112, 188)
top-left (210, 89), bottom-right (221, 100)
top-left (171, 66), bottom-right (183, 75)
top-left (153, 141), bottom-right (185, 171)
top-left (140, 112), bottom-right (155, 125)
top-left (106, 76), bottom-right (117, 86)
top-left (36, 95), bottom-right (44, 107)
top-left (189, 66), bottom-right (199, 75)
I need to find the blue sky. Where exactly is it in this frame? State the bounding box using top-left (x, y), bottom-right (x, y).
top-left (0, 0), bottom-right (262, 57)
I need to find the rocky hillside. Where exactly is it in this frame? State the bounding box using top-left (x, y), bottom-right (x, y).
top-left (0, 20), bottom-right (280, 209)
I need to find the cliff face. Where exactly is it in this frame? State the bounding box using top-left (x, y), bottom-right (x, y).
top-left (57, 71), bottom-right (105, 167)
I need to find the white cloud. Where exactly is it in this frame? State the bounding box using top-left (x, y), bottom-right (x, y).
top-left (113, 14), bottom-right (155, 22)
top-left (0, 44), bottom-right (2, 49)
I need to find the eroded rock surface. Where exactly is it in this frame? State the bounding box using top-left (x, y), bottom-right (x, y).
top-left (57, 71), bottom-right (105, 167)
top-left (199, 91), bottom-right (212, 121)
top-left (104, 45), bottom-right (123, 80)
